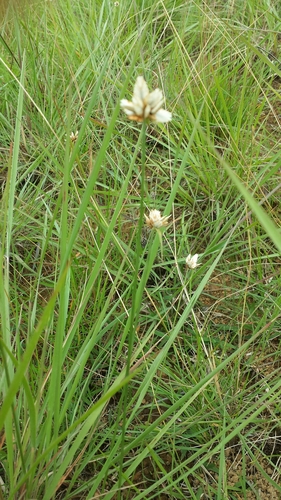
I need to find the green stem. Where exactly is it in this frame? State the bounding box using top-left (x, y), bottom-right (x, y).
top-left (127, 120), bottom-right (147, 377)
top-left (118, 121), bottom-right (147, 498)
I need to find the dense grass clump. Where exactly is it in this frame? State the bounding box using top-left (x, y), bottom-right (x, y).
top-left (1, 1), bottom-right (281, 499)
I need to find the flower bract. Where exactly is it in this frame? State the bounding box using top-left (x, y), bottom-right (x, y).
top-left (145, 209), bottom-right (170, 229)
top-left (70, 131), bottom-right (79, 143)
top-left (121, 76), bottom-right (172, 123)
top-left (186, 254), bottom-right (199, 269)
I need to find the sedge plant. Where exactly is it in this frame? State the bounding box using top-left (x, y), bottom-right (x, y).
top-left (1, 0), bottom-right (281, 499)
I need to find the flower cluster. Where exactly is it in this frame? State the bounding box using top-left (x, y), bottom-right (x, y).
top-left (70, 131), bottom-right (79, 143)
top-left (186, 254), bottom-right (199, 269)
top-left (145, 209), bottom-right (170, 229)
top-left (121, 76), bottom-right (172, 123)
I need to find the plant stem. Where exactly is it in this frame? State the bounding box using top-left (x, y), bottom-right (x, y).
top-left (118, 121), bottom-right (147, 498)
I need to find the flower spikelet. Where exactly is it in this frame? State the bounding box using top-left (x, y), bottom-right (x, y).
top-left (121, 76), bottom-right (172, 123)
top-left (70, 131), bottom-right (79, 143)
top-left (186, 254), bottom-right (199, 269)
top-left (145, 209), bottom-right (170, 229)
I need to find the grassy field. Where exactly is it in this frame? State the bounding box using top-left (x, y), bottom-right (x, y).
top-left (1, 0), bottom-right (281, 498)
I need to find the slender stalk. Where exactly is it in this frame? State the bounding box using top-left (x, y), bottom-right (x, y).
top-left (118, 121), bottom-right (147, 498)
top-left (127, 120), bottom-right (147, 377)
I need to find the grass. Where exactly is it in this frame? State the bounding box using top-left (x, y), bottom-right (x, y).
top-left (1, 0), bottom-right (281, 498)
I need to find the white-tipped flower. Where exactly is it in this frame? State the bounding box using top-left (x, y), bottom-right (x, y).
top-left (121, 76), bottom-right (172, 123)
top-left (145, 209), bottom-right (170, 229)
top-left (186, 254), bottom-right (199, 269)
top-left (70, 131), bottom-right (79, 143)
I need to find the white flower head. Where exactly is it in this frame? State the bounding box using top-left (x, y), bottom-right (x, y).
top-left (186, 254), bottom-right (199, 269)
top-left (70, 131), bottom-right (79, 143)
top-left (145, 209), bottom-right (170, 229)
top-left (121, 76), bottom-right (172, 123)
